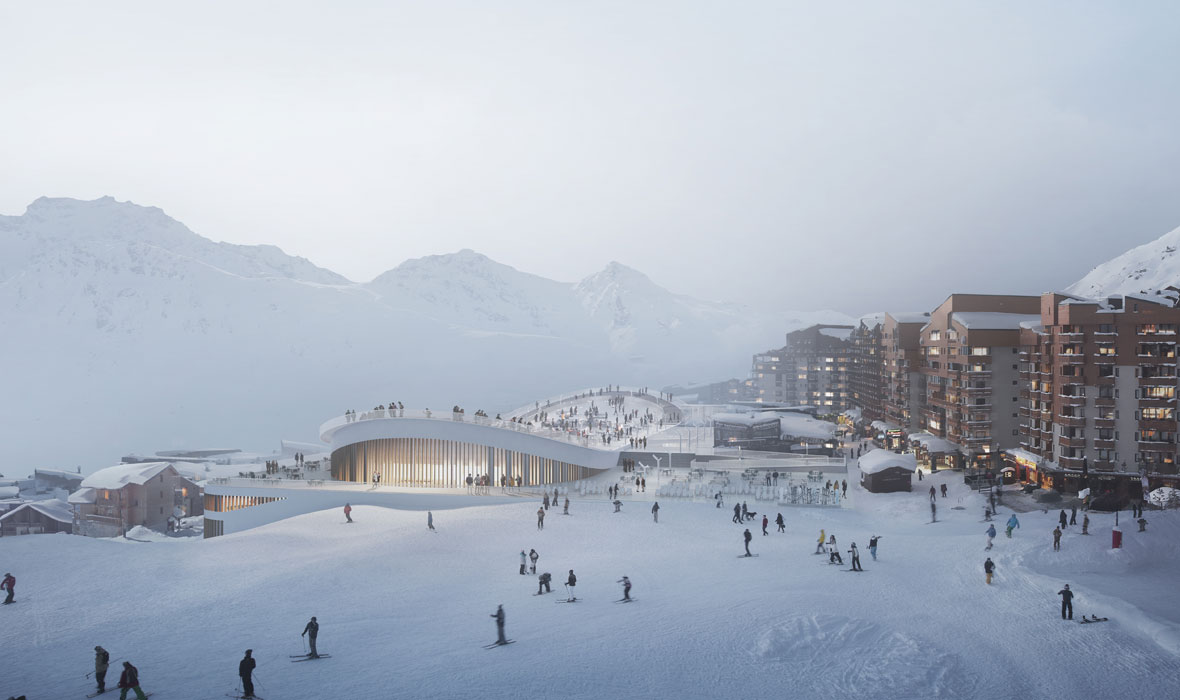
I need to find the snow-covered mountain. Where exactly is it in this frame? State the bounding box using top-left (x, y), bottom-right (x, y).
top-left (0, 197), bottom-right (851, 470)
top-left (1068, 224), bottom-right (1180, 299)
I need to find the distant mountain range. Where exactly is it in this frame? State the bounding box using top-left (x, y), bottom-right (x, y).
top-left (0, 197), bottom-right (852, 470)
top-left (1068, 224), bottom-right (1180, 300)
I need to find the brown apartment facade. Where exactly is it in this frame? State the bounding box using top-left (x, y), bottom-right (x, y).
top-left (918, 294), bottom-right (1041, 470)
top-left (881, 312), bottom-right (930, 440)
top-left (848, 317), bottom-right (885, 423)
top-left (1016, 292), bottom-right (1180, 494)
top-left (749, 325), bottom-right (854, 412)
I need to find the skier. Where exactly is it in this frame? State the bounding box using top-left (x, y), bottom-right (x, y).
top-left (761, 515), bottom-right (768, 535)
top-left (519, 550), bottom-right (528, 575)
top-left (302, 616), bottom-right (320, 657)
top-left (538, 572), bottom-right (552, 594)
top-left (563, 497), bottom-right (570, 515)
top-left (868, 535), bottom-right (880, 560)
top-left (1006, 514), bottom-right (1020, 538)
top-left (94, 646), bottom-right (110, 694)
top-left (529, 549), bottom-right (539, 574)
top-left (984, 557), bottom-right (995, 585)
top-left (743, 528), bottom-right (753, 556)
top-left (565, 570), bottom-right (577, 601)
top-left (732, 503), bottom-right (742, 524)
top-left (117, 661), bottom-right (147, 700)
top-left (1053, 526), bottom-right (1062, 551)
top-left (1070, 505), bottom-right (1077, 525)
top-left (491, 604), bottom-right (507, 644)
top-left (618, 575), bottom-right (632, 601)
top-left (427, 511), bottom-right (435, 531)
top-left (1, 572), bottom-right (13, 604)
top-left (1059, 510), bottom-right (1068, 529)
top-left (652, 501), bottom-right (660, 523)
top-left (848, 542), bottom-right (862, 571)
top-left (239, 649), bottom-right (256, 699)
top-left (537, 507), bottom-right (545, 530)
top-left (986, 523), bottom-right (997, 551)
top-left (775, 513), bottom-right (785, 533)
top-left (815, 529), bottom-right (827, 554)
top-left (1058, 584), bottom-right (1074, 620)
top-left (343, 503), bottom-right (352, 523)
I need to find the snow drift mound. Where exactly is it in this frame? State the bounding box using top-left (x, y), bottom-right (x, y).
top-left (754, 614), bottom-right (978, 698)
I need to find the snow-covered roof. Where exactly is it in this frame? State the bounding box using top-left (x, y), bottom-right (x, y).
top-left (842, 408), bottom-right (862, 421)
top-left (887, 311), bottom-right (931, 324)
top-left (0, 498), bottom-right (73, 524)
top-left (870, 420), bottom-right (890, 431)
top-left (858, 450), bottom-right (917, 474)
top-left (908, 433), bottom-right (958, 453)
top-left (34, 468), bottom-right (84, 481)
top-left (950, 312), bottom-right (1042, 331)
top-left (80, 462), bottom-right (175, 490)
top-left (68, 487), bottom-right (96, 504)
top-left (0, 486), bottom-right (18, 499)
top-left (819, 327), bottom-right (853, 341)
top-left (712, 412), bottom-right (781, 427)
top-left (1019, 320), bottom-right (1044, 333)
top-left (779, 414), bottom-right (837, 440)
top-left (1004, 448), bottom-right (1041, 465)
top-left (858, 312), bottom-right (886, 329)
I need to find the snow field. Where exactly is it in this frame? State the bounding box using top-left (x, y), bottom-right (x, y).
top-left (1, 464), bottom-right (1179, 699)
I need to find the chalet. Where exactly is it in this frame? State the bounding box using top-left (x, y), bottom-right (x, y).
top-left (0, 499), bottom-right (73, 536)
top-left (69, 462), bottom-right (203, 538)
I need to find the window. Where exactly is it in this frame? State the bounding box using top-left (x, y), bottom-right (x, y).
top-left (929, 330), bottom-right (941, 341)
top-left (971, 347), bottom-right (990, 356)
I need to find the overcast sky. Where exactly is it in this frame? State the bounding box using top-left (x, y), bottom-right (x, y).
top-left (3, 1), bottom-right (1179, 314)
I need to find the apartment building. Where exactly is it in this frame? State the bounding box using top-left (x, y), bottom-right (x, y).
top-left (919, 294), bottom-right (1041, 469)
top-left (848, 316), bottom-right (885, 422)
top-left (1016, 292), bottom-right (1180, 493)
top-left (881, 311), bottom-right (931, 437)
top-left (749, 325), bottom-right (854, 412)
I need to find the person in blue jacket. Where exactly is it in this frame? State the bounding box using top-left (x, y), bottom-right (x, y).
top-left (986, 524), bottom-right (997, 550)
top-left (1006, 514), bottom-right (1020, 538)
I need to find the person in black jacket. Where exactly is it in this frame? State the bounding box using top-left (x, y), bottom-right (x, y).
top-left (302, 616), bottom-right (320, 657)
top-left (743, 529), bottom-right (753, 556)
top-left (93, 646), bottom-right (110, 694)
top-left (775, 513), bottom-right (785, 533)
top-left (239, 650), bottom-right (256, 698)
top-left (117, 661), bottom-right (147, 700)
top-left (1058, 584), bottom-right (1074, 620)
top-left (984, 558), bottom-right (995, 585)
top-left (491, 604), bottom-right (507, 644)
top-left (565, 570), bottom-right (578, 601)
top-left (537, 572), bottom-right (552, 594)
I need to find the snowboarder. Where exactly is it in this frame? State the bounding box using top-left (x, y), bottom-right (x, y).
top-left (529, 549), bottom-right (539, 574)
top-left (1059, 510), bottom-right (1068, 529)
top-left (1070, 505), bottom-right (1077, 525)
top-left (761, 515), bottom-right (769, 535)
top-left (239, 649), bottom-right (256, 698)
top-left (565, 570), bottom-right (577, 601)
top-left (538, 572), bottom-right (552, 594)
top-left (1006, 514), bottom-right (1020, 538)
top-left (563, 497), bottom-right (570, 515)
top-left (848, 542), bottom-right (862, 571)
top-left (815, 529), bottom-right (827, 554)
top-left (986, 524), bottom-right (997, 550)
top-left (427, 511), bottom-right (435, 531)
top-left (117, 661), bottom-right (147, 700)
top-left (868, 535), bottom-right (880, 560)
top-left (940, 483), bottom-right (948, 498)
top-left (1082, 513), bottom-right (1090, 535)
top-left (537, 507), bottom-right (545, 530)
top-left (732, 503), bottom-right (742, 524)
top-left (1058, 584), bottom-right (1074, 620)
top-left (652, 501), bottom-right (660, 523)
top-left (743, 528), bottom-right (753, 556)
top-left (1052, 526), bottom-right (1062, 551)
top-left (302, 616), bottom-right (320, 657)
top-left (984, 557), bottom-right (995, 585)
top-left (1, 572), bottom-right (13, 604)
top-left (519, 550), bottom-right (528, 575)
top-left (491, 604), bottom-right (507, 644)
top-left (776, 513), bottom-right (785, 533)
top-left (1138, 517), bottom-right (1148, 532)
top-left (94, 646), bottom-right (110, 694)
top-left (618, 575), bottom-right (632, 601)
top-left (344, 503), bottom-right (352, 523)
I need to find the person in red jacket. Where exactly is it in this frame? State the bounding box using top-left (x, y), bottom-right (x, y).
top-left (117, 661), bottom-right (148, 700)
top-left (344, 503), bottom-right (353, 523)
top-left (1, 572), bottom-right (14, 604)
top-left (761, 515), bottom-right (769, 536)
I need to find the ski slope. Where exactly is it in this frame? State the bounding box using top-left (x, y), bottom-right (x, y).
top-left (2, 463), bottom-right (1178, 700)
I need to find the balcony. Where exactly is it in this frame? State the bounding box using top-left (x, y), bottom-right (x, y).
top-left (1093, 438), bottom-right (1115, 449)
top-left (1138, 440), bottom-right (1176, 452)
top-left (1059, 435), bottom-right (1087, 449)
top-left (1018, 406), bottom-right (1031, 417)
top-left (1093, 417), bottom-right (1116, 428)
top-left (1057, 415), bottom-right (1086, 427)
top-left (1059, 454), bottom-right (1085, 466)
top-left (1094, 397), bottom-right (1116, 407)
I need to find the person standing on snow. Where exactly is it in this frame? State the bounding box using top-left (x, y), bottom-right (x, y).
top-left (427, 511), bottom-right (435, 531)
top-left (1070, 505), bottom-right (1077, 526)
top-left (93, 646), bottom-right (110, 694)
top-left (519, 551), bottom-right (528, 575)
top-left (1052, 526), bottom-right (1062, 551)
top-left (733, 503), bottom-right (742, 524)
top-left (1, 572), bottom-right (13, 604)
top-left (1006, 514), bottom-right (1020, 538)
top-left (868, 535), bottom-right (881, 560)
top-left (565, 570), bottom-right (577, 601)
top-left (761, 515), bottom-right (769, 535)
top-left (618, 576), bottom-right (632, 601)
top-left (841, 480), bottom-right (848, 497)
top-left (537, 507), bottom-right (545, 530)
top-left (652, 501), bottom-right (660, 523)
top-left (343, 503), bottom-right (352, 523)
top-left (529, 549), bottom-right (539, 574)
top-left (986, 524), bottom-right (997, 550)
top-left (302, 616), bottom-right (320, 657)
top-left (940, 483), bottom-right (948, 498)
top-left (743, 529), bottom-right (753, 556)
top-left (816, 529), bottom-right (827, 554)
top-left (543, 492), bottom-right (550, 511)
top-left (776, 513), bottom-right (785, 533)
top-left (1058, 584), bottom-right (1074, 620)
top-left (238, 649), bottom-right (256, 698)
top-left (848, 542), bottom-right (862, 571)
top-left (1082, 513), bottom-right (1090, 535)
top-left (491, 604), bottom-right (507, 644)
top-left (117, 661), bottom-right (147, 700)
top-left (563, 497), bottom-right (570, 515)
top-left (1059, 510), bottom-right (1068, 530)
top-left (984, 557), bottom-right (995, 585)
top-left (929, 486), bottom-right (936, 501)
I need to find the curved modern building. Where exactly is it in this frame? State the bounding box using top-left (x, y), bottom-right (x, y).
top-left (322, 410), bottom-right (621, 487)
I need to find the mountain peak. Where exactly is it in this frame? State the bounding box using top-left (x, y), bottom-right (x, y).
top-left (1068, 223), bottom-right (1180, 298)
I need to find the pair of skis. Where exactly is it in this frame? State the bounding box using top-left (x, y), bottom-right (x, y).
top-left (1079, 615), bottom-right (1109, 623)
top-left (484, 639), bottom-right (516, 649)
top-left (290, 653), bottom-right (332, 662)
top-left (88, 695), bottom-right (152, 700)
